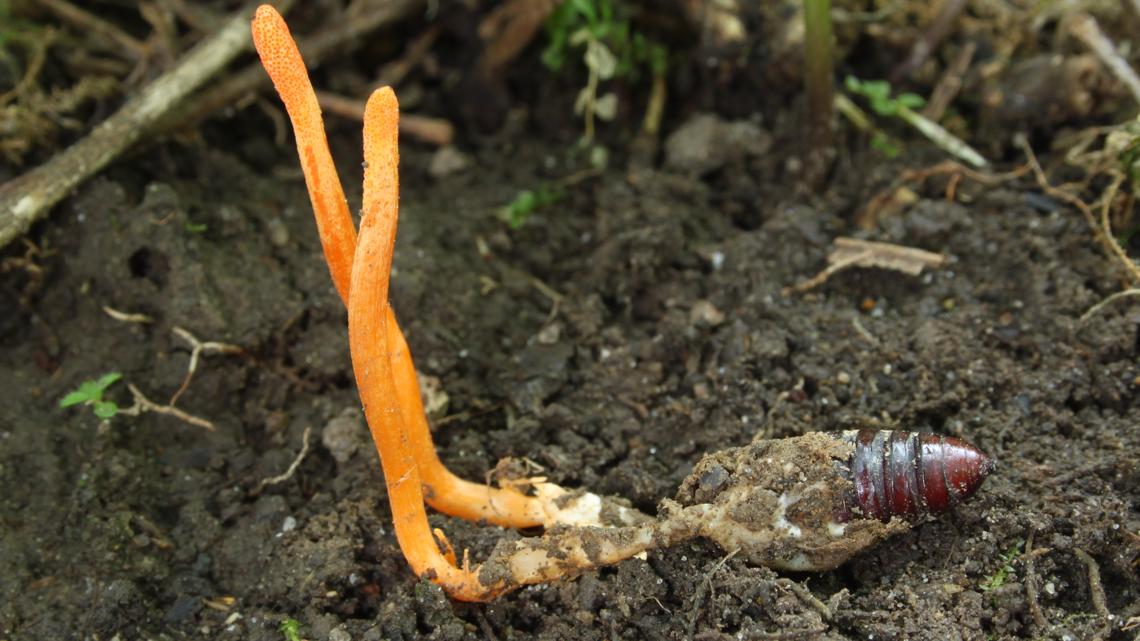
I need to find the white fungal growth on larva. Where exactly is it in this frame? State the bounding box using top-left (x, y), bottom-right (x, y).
top-left (773, 492), bottom-right (803, 538)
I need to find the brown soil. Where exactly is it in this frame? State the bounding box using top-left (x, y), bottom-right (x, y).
top-left (2, 4), bottom-right (1139, 641)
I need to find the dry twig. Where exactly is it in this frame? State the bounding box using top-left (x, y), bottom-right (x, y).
top-left (170, 0), bottom-right (424, 130)
top-left (1069, 13), bottom-right (1140, 107)
top-left (855, 160), bottom-right (1027, 229)
top-left (0, 1), bottom-right (273, 250)
top-left (34, 0), bottom-right (149, 61)
top-left (314, 90), bottom-right (455, 146)
top-left (923, 41), bottom-right (976, 122)
top-left (890, 0), bottom-right (968, 83)
top-left (784, 237), bottom-right (946, 295)
top-left (1078, 288), bottom-right (1140, 325)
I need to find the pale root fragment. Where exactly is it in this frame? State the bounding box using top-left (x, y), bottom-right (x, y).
top-left (785, 237), bottom-right (946, 295)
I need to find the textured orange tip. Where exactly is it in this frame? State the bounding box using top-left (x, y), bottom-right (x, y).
top-left (252, 4), bottom-right (356, 304)
top-left (363, 88), bottom-right (400, 234)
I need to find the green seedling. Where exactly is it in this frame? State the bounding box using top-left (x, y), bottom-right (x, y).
top-left (845, 75), bottom-right (988, 168)
top-left (279, 618), bottom-right (303, 641)
top-left (979, 539), bottom-right (1023, 592)
top-left (542, 0), bottom-right (667, 144)
top-left (59, 372), bottom-right (122, 419)
top-left (500, 184), bottom-right (564, 229)
top-left (845, 76), bottom-right (926, 117)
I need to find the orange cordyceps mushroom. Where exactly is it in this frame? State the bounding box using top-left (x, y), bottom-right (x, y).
top-left (250, 4), bottom-right (652, 601)
top-left (251, 4), bottom-right (551, 530)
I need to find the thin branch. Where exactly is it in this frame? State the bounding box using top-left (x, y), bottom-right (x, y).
top-left (1070, 13), bottom-right (1140, 107)
top-left (34, 0), bottom-right (148, 61)
top-left (0, 1), bottom-right (279, 250)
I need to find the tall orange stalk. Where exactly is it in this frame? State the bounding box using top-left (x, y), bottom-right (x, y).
top-left (251, 5), bottom-right (544, 530)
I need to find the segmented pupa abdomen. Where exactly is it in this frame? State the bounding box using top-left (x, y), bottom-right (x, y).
top-left (841, 430), bottom-right (993, 522)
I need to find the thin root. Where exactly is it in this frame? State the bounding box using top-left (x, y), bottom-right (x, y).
top-left (1016, 135), bottom-right (1140, 285)
top-left (170, 326), bottom-right (244, 406)
top-left (1078, 288), bottom-right (1140, 325)
top-left (121, 383), bottom-right (216, 431)
top-left (1023, 530), bottom-right (1049, 631)
top-left (1074, 549), bottom-right (1111, 623)
top-left (252, 426), bottom-right (313, 495)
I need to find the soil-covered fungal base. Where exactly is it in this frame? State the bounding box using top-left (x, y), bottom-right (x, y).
top-left (2, 119), bottom-right (1139, 639)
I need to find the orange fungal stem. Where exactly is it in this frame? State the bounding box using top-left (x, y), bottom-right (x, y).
top-left (348, 94), bottom-right (494, 599)
top-left (252, 6), bottom-right (545, 534)
top-left (252, 5), bottom-right (356, 304)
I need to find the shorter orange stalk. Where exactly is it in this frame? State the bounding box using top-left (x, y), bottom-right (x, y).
top-left (348, 94), bottom-right (490, 595)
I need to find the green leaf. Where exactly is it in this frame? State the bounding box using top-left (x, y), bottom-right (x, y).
top-left (870, 133), bottom-right (901, 158)
top-left (584, 39), bottom-right (617, 80)
top-left (279, 618), bottom-right (302, 641)
top-left (896, 93), bottom-right (926, 110)
top-left (93, 401), bottom-right (119, 419)
top-left (59, 372), bottom-right (122, 407)
top-left (94, 372), bottom-right (123, 390)
top-left (863, 80), bottom-right (891, 100)
top-left (60, 389), bottom-right (93, 408)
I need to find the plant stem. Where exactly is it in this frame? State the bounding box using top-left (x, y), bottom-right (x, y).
top-left (803, 0), bottom-right (834, 182)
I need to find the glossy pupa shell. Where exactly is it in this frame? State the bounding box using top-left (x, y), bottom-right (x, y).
top-left (838, 429), bottom-right (993, 522)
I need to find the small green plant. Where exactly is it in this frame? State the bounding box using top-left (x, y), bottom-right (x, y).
top-left (844, 75), bottom-right (988, 168)
top-left (845, 76), bottom-right (926, 117)
top-left (499, 184), bottom-right (564, 229)
top-left (59, 372), bottom-right (122, 419)
top-left (279, 618), bottom-right (303, 641)
top-left (542, 0), bottom-right (667, 144)
top-left (979, 539), bottom-right (1023, 592)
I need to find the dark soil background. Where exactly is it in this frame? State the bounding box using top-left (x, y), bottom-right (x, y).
top-left (1, 1), bottom-right (1139, 640)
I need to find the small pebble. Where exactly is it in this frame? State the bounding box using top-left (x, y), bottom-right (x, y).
top-left (428, 145), bottom-right (471, 178)
top-left (536, 323), bottom-right (561, 345)
top-left (690, 300), bottom-right (725, 327)
top-left (266, 218), bottom-right (290, 247)
top-left (836, 371), bottom-right (850, 385)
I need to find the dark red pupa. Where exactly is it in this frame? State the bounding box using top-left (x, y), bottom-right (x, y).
top-left (838, 430), bottom-right (993, 522)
